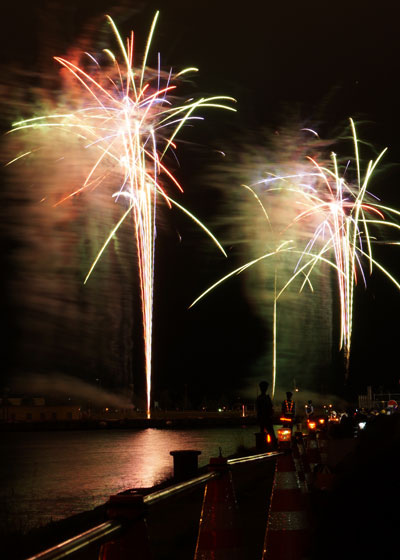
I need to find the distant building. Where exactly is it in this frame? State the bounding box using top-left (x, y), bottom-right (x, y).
top-left (0, 396), bottom-right (81, 422)
top-left (358, 386), bottom-right (400, 411)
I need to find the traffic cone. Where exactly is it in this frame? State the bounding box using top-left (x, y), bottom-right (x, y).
top-left (98, 492), bottom-right (152, 560)
top-left (194, 455), bottom-right (243, 560)
top-left (262, 452), bottom-right (311, 560)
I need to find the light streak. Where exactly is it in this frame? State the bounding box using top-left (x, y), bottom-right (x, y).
top-left (9, 12), bottom-right (235, 418)
top-left (191, 120), bottom-right (400, 385)
top-left (282, 120), bottom-right (397, 374)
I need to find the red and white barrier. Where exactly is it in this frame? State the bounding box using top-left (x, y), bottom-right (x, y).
top-left (194, 456), bottom-right (243, 560)
top-left (262, 452), bottom-right (311, 559)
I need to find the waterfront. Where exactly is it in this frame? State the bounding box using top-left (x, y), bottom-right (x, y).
top-left (4, 413), bottom-right (400, 560)
top-left (0, 425), bottom-right (257, 535)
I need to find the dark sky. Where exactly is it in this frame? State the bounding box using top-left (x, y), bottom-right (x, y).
top-left (1, 1), bottom-right (399, 406)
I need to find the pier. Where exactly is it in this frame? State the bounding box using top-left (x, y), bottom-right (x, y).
top-left (5, 410), bottom-right (400, 560)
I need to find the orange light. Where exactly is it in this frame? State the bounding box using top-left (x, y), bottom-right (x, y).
top-left (277, 428), bottom-right (292, 441)
top-left (308, 421), bottom-right (316, 430)
top-left (267, 433), bottom-right (271, 443)
top-left (318, 418), bottom-right (325, 424)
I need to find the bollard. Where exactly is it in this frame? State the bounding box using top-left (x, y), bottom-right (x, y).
top-left (169, 449), bottom-right (201, 481)
top-left (99, 491), bottom-right (152, 560)
top-left (194, 454), bottom-right (243, 559)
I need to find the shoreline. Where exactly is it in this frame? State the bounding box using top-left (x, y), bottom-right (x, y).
top-left (0, 413), bottom-right (260, 432)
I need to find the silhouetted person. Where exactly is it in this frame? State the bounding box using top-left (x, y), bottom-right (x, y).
top-left (256, 381), bottom-right (278, 448)
top-left (338, 408), bottom-right (356, 438)
top-left (281, 391), bottom-right (296, 432)
top-left (305, 399), bottom-right (314, 418)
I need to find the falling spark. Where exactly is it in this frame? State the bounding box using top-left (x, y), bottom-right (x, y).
top-left (191, 120), bottom-right (400, 386)
top-left (8, 12), bottom-right (236, 418)
top-left (273, 119), bottom-right (400, 374)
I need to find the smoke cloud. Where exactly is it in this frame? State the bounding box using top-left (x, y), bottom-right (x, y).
top-left (10, 372), bottom-right (134, 408)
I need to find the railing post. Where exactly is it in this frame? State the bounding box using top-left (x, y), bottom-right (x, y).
top-left (99, 491), bottom-right (152, 560)
top-left (262, 449), bottom-right (311, 559)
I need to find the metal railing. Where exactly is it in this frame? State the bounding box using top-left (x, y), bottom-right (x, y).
top-left (24, 521), bottom-right (122, 560)
top-left (358, 392), bottom-right (400, 410)
top-left (227, 450), bottom-right (281, 465)
top-left (25, 450), bottom-right (280, 560)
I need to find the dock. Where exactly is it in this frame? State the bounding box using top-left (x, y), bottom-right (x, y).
top-left (6, 412), bottom-right (400, 560)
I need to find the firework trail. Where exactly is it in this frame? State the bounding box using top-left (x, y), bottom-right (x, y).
top-left (191, 121), bottom-right (400, 391)
top-left (7, 12), bottom-right (235, 418)
top-left (190, 127), bottom-right (334, 396)
top-left (274, 119), bottom-right (400, 375)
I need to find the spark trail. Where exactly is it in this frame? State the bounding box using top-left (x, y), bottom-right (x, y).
top-left (191, 121), bottom-right (400, 389)
top-left (9, 12), bottom-right (235, 418)
top-left (274, 119), bottom-right (400, 376)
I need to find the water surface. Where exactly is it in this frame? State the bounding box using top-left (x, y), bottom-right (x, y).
top-left (1, 426), bottom-right (256, 533)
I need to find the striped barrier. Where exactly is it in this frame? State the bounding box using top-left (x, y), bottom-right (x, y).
top-left (194, 455), bottom-right (243, 560)
top-left (262, 451), bottom-right (311, 560)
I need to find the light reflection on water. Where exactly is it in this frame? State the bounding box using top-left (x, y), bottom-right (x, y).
top-left (0, 426), bottom-right (256, 533)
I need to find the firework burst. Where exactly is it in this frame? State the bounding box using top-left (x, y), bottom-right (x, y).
top-left (274, 119), bottom-right (400, 374)
top-left (8, 12), bottom-right (236, 417)
top-left (191, 120), bottom-right (400, 390)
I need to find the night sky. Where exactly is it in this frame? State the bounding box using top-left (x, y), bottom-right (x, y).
top-left (1, 1), bottom-right (399, 408)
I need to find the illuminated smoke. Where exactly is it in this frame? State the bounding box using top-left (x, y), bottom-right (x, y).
top-left (10, 373), bottom-right (134, 409)
top-left (4, 12), bottom-right (235, 416)
top-left (3, 118), bottom-right (137, 398)
top-left (194, 122), bottom-right (400, 395)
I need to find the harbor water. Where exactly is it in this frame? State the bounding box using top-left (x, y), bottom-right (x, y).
top-left (1, 426), bottom-right (257, 534)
